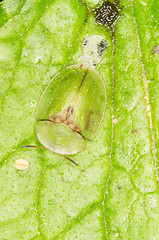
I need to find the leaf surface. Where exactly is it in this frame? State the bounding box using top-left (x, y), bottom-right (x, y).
top-left (0, 0), bottom-right (159, 239)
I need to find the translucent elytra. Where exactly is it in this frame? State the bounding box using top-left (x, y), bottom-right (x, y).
top-left (35, 65), bottom-right (106, 155)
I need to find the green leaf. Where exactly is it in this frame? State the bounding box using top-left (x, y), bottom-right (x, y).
top-left (0, 0), bottom-right (159, 239)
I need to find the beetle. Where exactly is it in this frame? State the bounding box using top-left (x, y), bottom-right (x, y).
top-left (24, 64), bottom-right (106, 167)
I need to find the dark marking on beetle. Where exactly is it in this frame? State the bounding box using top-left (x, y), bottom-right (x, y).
top-left (117, 185), bottom-right (121, 190)
top-left (93, 62), bottom-right (97, 67)
top-left (65, 106), bottom-right (74, 120)
top-left (39, 118), bottom-right (83, 139)
top-left (49, 115), bottom-right (57, 122)
top-left (73, 124), bottom-right (82, 133)
top-left (97, 39), bottom-right (108, 56)
top-left (48, 107), bottom-right (74, 126)
top-left (57, 115), bottom-right (65, 123)
top-left (47, 108), bottom-right (83, 138)
top-left (66, 119), bottom-right (74, 126)
top-left (95, 1), bottom-right (119, 29)
top-left (48, 115), bottom-right (66, 124)
top-left (85, 111), bottom-right (94, 130)
top-left (39, 69), bottom-right (90, 142)
top-left (72, 69), bottom-right (88, 105)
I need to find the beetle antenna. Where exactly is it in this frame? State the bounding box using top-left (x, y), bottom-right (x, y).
top-left (56, 152), bottom-right (78, 166)
top-left (22, 145), bottom-right (47, 149)
top-left (22, 145), bottom-right (79, 167)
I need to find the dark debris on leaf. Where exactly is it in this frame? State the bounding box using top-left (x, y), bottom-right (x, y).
top-left (152, 45), bottom-right (159, 55)
top-left (97, 39), bottom-right (108, 56)
top-left (83, 39), bottom-right (88, 46)
top-left (95, 1), bottom-right (119, 29)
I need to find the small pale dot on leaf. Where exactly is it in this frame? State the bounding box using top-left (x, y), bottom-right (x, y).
top-left (115, 233), bottom-right (119, 237)
top-left (132, 129), bottom-right (138, 136)
top-left (15, 159), bottom-right (29, 170)
top-left (112, 118), bottom-right (118, 124)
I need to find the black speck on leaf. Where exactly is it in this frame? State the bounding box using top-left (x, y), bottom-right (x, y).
top-left (95, 1), bottom-right (119, 29)
top-left (97, 39), bottom-right (108, 56)
top-left (83, 39), bottom-right (88, 46)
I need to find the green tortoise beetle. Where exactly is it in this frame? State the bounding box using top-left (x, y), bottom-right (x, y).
top-left (33, 65), bottom-right (106, 166)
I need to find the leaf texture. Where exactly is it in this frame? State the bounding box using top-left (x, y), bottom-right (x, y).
top-left (0, 0), bottom-right (159, 239)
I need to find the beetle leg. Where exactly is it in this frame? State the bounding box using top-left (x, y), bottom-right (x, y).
top-left (22, 145), bottom-right (79, 167)
top-left (56, 152), bottom-right (78, 166)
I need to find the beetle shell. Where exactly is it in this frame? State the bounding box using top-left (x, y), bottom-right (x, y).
top-left (35, 65), bottom-right (106, 155)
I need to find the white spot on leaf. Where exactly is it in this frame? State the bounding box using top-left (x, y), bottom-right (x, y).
top-left (15, 159), bottom-right (29, 170)
top-left (77, 35), bottom-right (108, 68)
